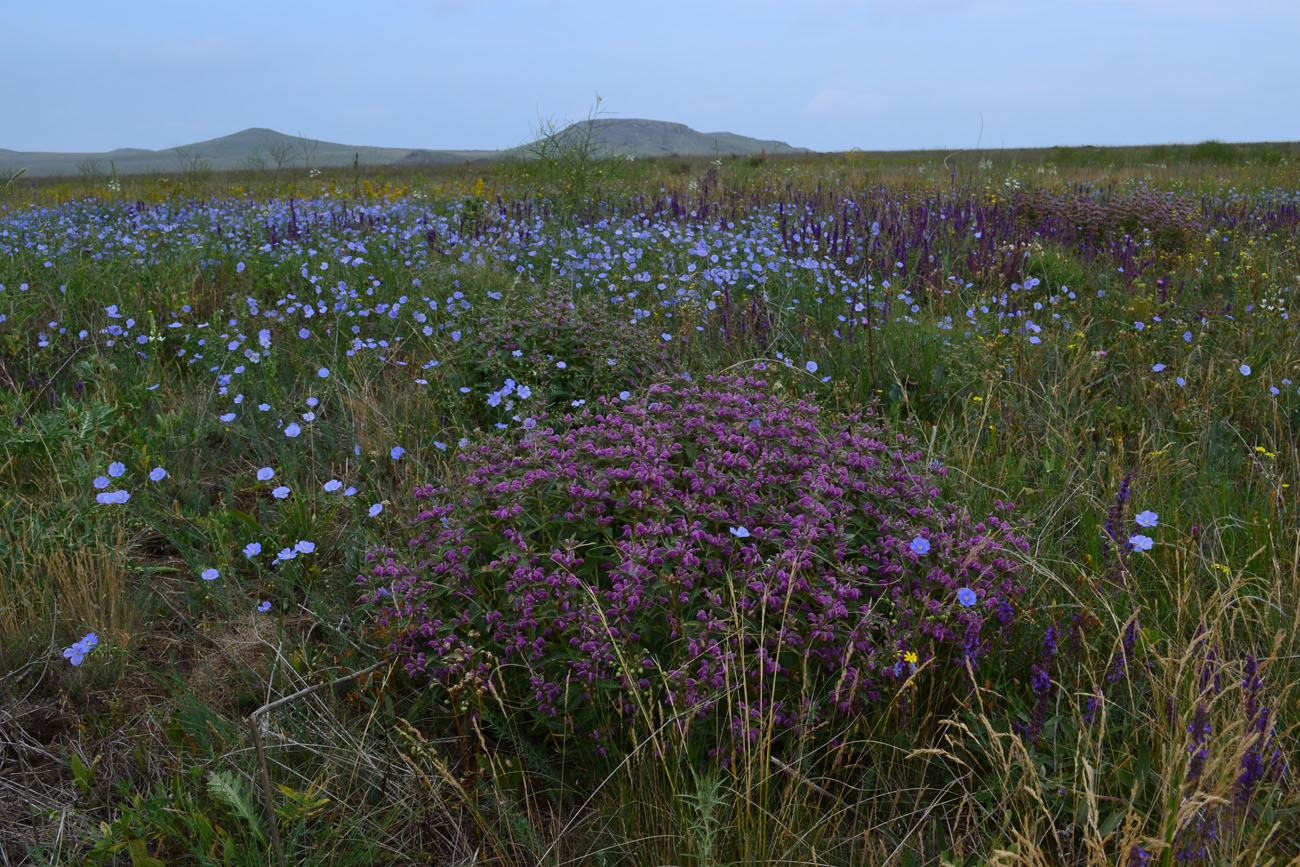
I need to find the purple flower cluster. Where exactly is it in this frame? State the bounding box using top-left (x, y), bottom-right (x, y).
top-left (1017, 622), bottom-right (1059, 745)
top-left (1101, 470), bottom-right (1134, 582)
top-left (362, 374), bottom-right (1028, 753)
top-left (1168, 641), bottom-right (1289, 861)
top-left (1236, 654), bottom-right (1279, 805)
top-left (1013, 187), bottom-right (1204, 256)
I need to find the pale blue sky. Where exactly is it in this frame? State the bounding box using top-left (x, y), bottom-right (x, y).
top-left (6, 0), bottom-right (1296, 153)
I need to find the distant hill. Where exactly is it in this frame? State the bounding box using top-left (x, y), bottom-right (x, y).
top-left (510, 118), bottom-right (811, 159)
top-left (0, 128), bottom-right (495, 178)
top-left (1, 120), bottom-right (812, 178)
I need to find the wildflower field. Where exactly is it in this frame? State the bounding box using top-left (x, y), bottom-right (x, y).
top-left (2, 146), bottom-right (1299, 865)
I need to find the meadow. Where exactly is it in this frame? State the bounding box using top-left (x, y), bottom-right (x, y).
top-left (1, 143), bottom-right (1298, 865)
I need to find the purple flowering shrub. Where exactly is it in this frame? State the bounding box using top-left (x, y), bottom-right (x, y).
top-left (361, 374), bottom-right (1029, 757)
top-left (1013, 188), bottom-right (1202, 253)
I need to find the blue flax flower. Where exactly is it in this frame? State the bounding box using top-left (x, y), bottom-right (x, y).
top-left (63, 632), bottom-right (98, 665)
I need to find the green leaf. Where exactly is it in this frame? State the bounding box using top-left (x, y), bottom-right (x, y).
top-left (69, 752), bottom-right (96, 797)
top-left (126, 838), bottom-right (165, 867)
top-left (206, 769), bottom-right (266, 842)
top-left (224, 508), bottom-right (263, 535)
top-left (1099, 807), bottom-right (1127, 839)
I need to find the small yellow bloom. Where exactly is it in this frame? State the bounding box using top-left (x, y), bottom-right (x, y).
top-left (902, 650), bottom-right (918, 665)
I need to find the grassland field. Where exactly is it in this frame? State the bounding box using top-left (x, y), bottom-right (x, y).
top-left (1, 144), bottom-right (1299, 866)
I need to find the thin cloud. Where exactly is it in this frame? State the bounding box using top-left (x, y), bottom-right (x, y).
top-left (117, 36), bottom-right (254, 73)
top-left (1077, 0), bottom-right (1300, 18)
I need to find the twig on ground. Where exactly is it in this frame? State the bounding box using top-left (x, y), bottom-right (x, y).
top-left (244, 660), bottom-right (387, 867)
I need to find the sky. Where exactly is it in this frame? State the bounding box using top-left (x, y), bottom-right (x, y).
top-left (5, 0), bottom-right (1297, 154)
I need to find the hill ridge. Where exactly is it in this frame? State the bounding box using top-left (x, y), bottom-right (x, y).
top-left (1, 119), bottom-right (812, 177)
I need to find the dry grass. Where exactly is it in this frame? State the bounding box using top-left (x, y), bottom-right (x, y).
top-left (0, 528), bottom-right (143, 654)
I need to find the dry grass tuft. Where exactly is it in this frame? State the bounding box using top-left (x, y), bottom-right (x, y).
top-left (0, 529), bottom-right (142, 652)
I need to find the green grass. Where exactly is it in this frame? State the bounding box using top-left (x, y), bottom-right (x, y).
top-left (1, 150), bottom-right (1298, 865)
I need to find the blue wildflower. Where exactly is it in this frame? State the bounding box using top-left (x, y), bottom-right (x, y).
top-left (63, 632), bottom-right (98, 665)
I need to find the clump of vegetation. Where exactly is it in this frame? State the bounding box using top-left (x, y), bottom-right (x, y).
top-left (443, 282), bottom-right (675, 430)
top-left (1012, 186), bottom-right (1203, 251)
top-left (361, 373), bottom-right (1028, 763)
